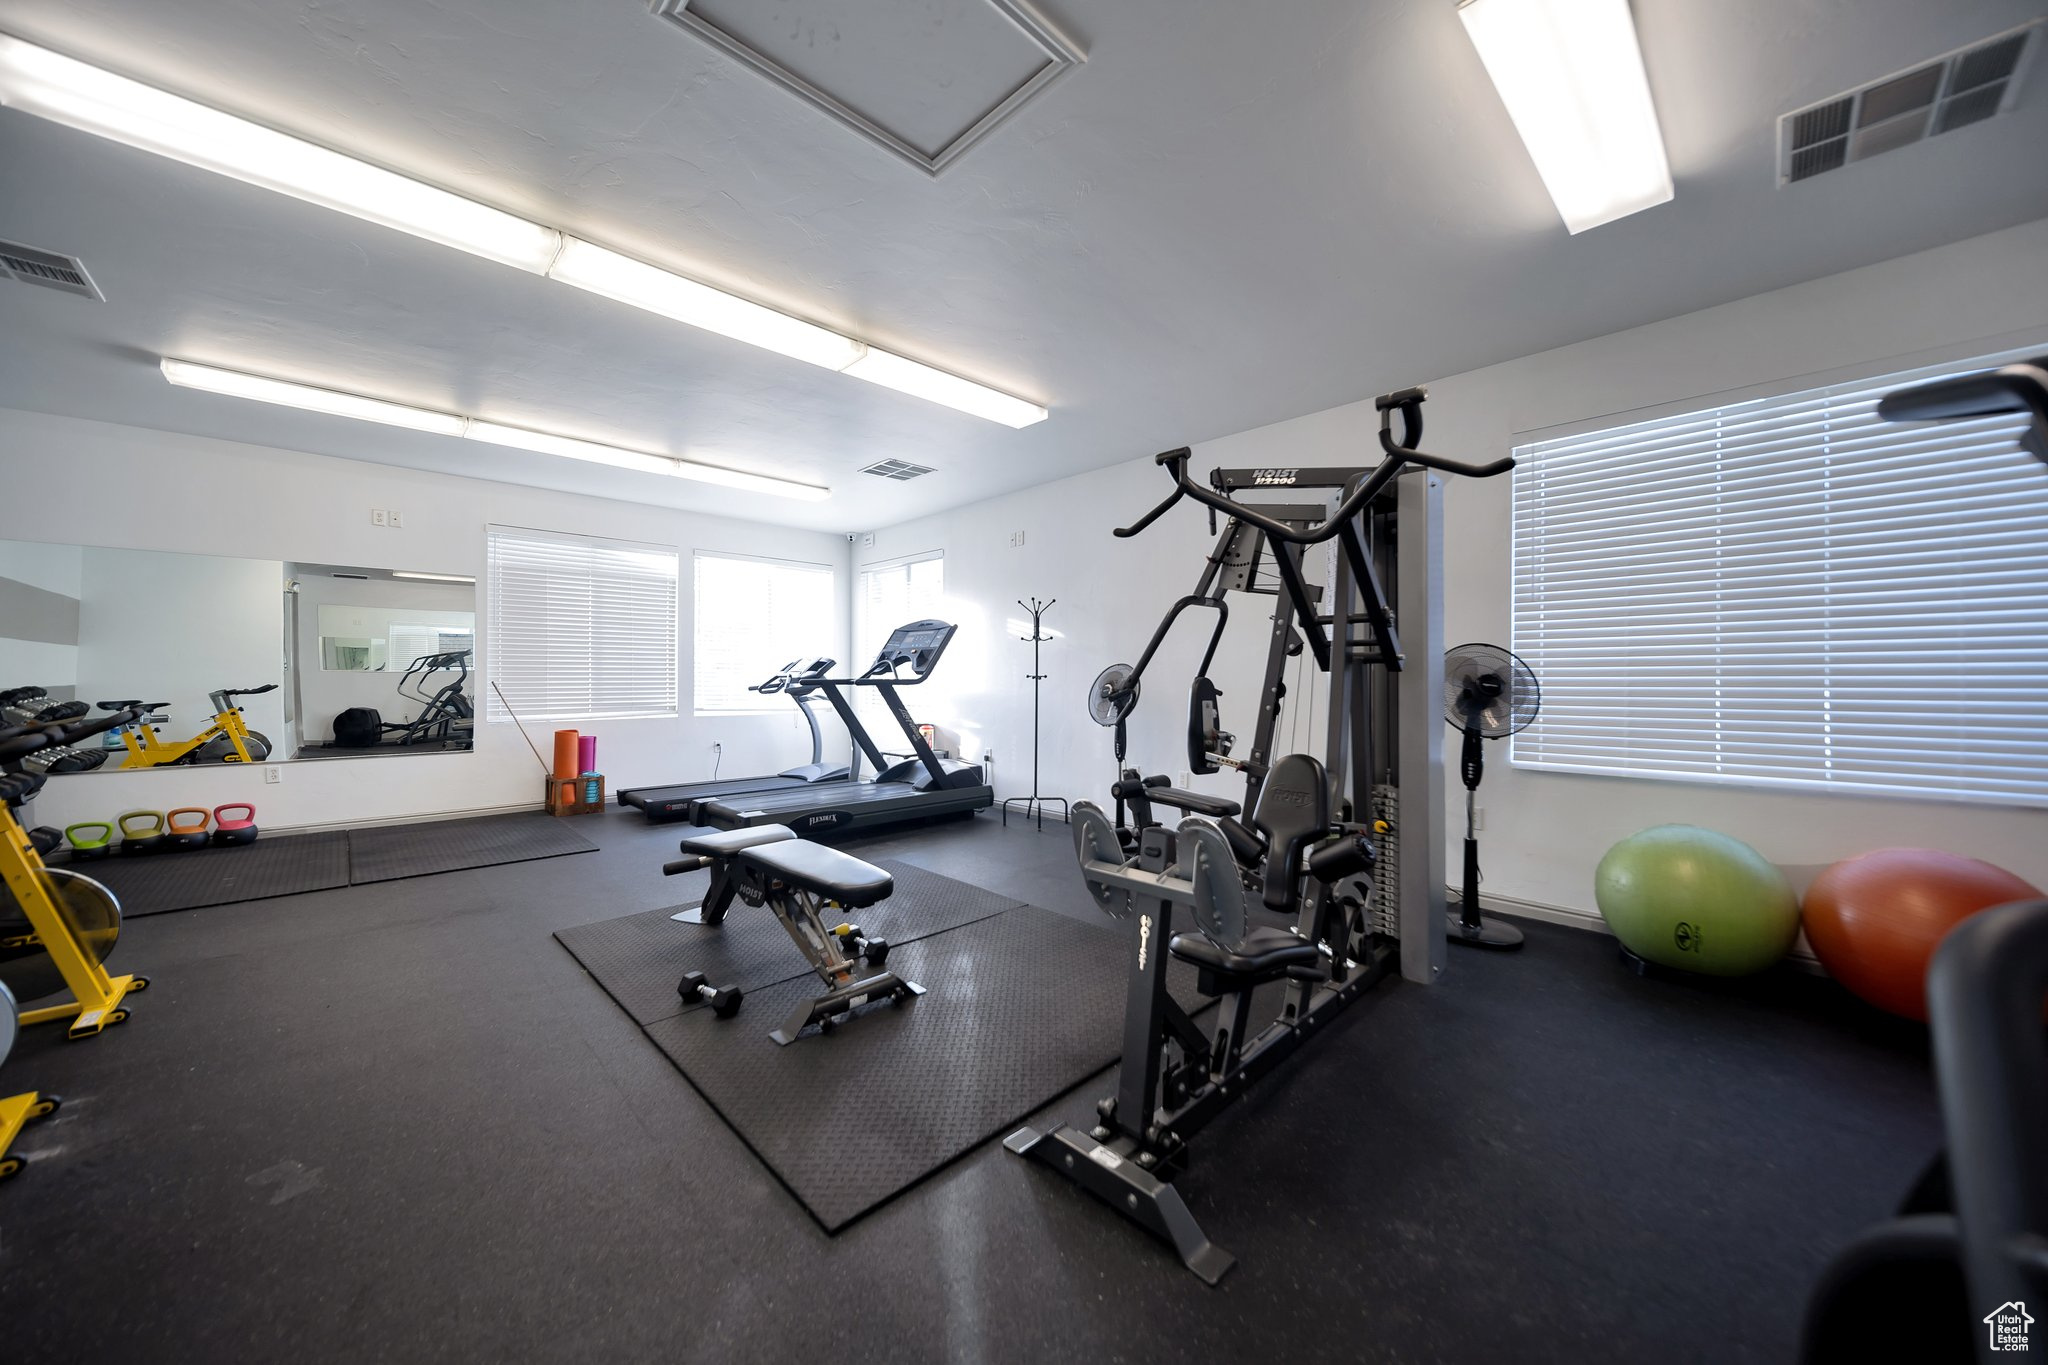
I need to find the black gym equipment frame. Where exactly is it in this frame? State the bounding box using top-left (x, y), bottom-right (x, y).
top-left (1008, 386), bottom-right (1511, 1282)
top-left (620, 658), bottom-right (850, 823)
top-left (691, 621), bottom-right (992, 837)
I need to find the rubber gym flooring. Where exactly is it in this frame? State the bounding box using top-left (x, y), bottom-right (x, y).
top-left (0, 808), bottom-right (1939, 1363)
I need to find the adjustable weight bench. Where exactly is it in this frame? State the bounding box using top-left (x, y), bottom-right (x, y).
top-left (664, 825), bottom-right (925, 1045)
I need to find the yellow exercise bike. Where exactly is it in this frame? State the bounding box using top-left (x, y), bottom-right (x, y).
top-left (101, 684), bottom-right (276, 768)
top-left (2, 705), bottom-right (152, 1180)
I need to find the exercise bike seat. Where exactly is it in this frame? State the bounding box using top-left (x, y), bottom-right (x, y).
top-left (1168, 926), bottom-right (1323, 980)
top-left (676, 824), bottom-right (798, 858)
top-left (96, 699), bottom-right (149, 711)
top-left (221, 684), bottom-right (278, 697)
top-left (738, 839), bottom-right (895, 909)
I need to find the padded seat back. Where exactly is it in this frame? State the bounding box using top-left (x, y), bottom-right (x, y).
top-left (739, 838), bottom-right (895, 909)
top-left (1248, 753), bottom-right (1329, 910)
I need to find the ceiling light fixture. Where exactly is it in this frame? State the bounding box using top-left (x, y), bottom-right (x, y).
top-left (1457, 0), bottom-right (1673, 234)
top-left (0, 34), bottom-right (561, 271)
top-left (160, 358), bottom-right (471, 436)
top-left (1, 32), bottom-right (1045, 424)
top-left (390, 571), bottom-right (476, 583)
top-left (159, 358), bottom-right (831, 501)
top-left (843, 348), bottom-right (1050, 429)
top-left (545, 237), bottom-right (864, 372)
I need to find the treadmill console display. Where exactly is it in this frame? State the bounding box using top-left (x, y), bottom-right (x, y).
top-left (867, 620), bottom-right (958, 680)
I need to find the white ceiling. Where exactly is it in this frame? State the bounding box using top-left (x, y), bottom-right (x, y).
top-left (0, 0), bottom-right (2043, 533)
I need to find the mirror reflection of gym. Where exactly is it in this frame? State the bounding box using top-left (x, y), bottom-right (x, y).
top-left (284, 563), bottom-right (476, 758)
top-left (0, 539), bottom-right (476, 773)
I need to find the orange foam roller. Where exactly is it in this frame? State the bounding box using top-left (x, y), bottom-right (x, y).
top-left (552, 729), bottom-right (581, 781)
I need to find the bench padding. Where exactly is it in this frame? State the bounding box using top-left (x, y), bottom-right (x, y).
top-left (677, 824), bottom-right (797, 857)
top-left (739, 839), bottom-right (895, 908)
top-left (1169, 925), bottom-right (1321, 978)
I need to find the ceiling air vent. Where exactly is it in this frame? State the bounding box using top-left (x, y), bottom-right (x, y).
top-left (861, 459), bottom-right (936, 481)
top-left (0, 239), bottom-right (103, 300)
top-left (1779, 19), bottom-right (2040, 184)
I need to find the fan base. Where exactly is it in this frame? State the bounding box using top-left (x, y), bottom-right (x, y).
top-left (1446, 907), bottom-right (1525, 951)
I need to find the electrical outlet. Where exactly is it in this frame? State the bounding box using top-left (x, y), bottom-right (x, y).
top-left (388, 509), bottom-right (404, 528)
top-left (1009, 530), bottom-right (1026, 547)
top-left (371, 509), bottom-right (388, 526)
top-left (263, 766), bottom-right (281, 784)
top-left (1179, 770), bottom-right (1194, 786)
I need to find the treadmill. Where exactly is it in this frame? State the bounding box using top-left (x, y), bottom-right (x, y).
top-left (618, 658), bottom-right (849, 822)
top-left (692, 620), bottom-right (992, 837)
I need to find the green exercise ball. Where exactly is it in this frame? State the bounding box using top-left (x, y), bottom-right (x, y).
top-left (1595, 824), bottom-right (1799, 976)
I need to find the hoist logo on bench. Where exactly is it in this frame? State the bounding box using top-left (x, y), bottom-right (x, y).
top-left (800, 811), bottom-right (853, 833)
top-left (1251, 468), bottom-right (1300, 485)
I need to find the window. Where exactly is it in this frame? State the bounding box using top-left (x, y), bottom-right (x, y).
top-left (854, 551), bottom-right (945, 740)
top-left (1511, 348), bottom-right (2048, 806)
top-left (487, 526), bottom-right (679, 721)
top-left (692, 552), bottom-right (836, 713)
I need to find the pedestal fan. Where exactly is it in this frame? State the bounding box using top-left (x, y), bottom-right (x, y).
top-left (1443, 643), bottom-right (1540, 950)
top-left (1088, 662), bottom-right (1140, 829)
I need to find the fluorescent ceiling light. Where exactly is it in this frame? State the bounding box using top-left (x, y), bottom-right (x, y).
top-left (466, 422), bottom-right (828, 500)
top-left (547, 237), bottom-right (865, 372)
top-left (842, 348), bottom-right (1049, 428)
top-left (160, 358), bottom-right (470, 436)
top-left (663, 458), bottom-right (832, 501)
top-left (1457, 0), bottom-right (1673, 234)
top-left (390, 571), bottom-right (476, 583)
top-left (0, 34), bottom-right (560, 271)
top-left (4, 32), bottom-right (1044, 423)
top-left (160, 359), bottom-right (831, 501)
top-left (465, 420), bottom-right (680, 477)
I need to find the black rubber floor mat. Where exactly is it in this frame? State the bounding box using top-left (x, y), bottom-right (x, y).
top-left (639, 904), bottom-right (1207, 1232)
top-left (348, 813), bottom-right (597, 884)
top-left (553, 859), bottom-right (1026, 1025)
top-left (80, 832), bottom-right (351, 918)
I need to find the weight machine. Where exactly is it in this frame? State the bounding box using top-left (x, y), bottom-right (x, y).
top-left (1007, 388), bottom-right (1513, 1280)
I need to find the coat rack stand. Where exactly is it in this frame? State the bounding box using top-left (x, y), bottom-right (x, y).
top-left (1001, 596), bottom-right (1069, 830)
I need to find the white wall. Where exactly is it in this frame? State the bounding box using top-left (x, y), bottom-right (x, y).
top-left (0, 409), bottom-right (851, 830)
top-left (73, 547), bottom-right (288, 748)
top-left (857, 217), bottom-right (2048, 914)
top-left (0, 539), bottom-right (82, 694)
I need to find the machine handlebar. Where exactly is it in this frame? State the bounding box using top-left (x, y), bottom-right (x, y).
top-left (1876, 359), bottom-right (2048, 466)
top-left (1113, 387), bottom-right (1514, 543)
top-left (0, 704), bottom-right (139, 767)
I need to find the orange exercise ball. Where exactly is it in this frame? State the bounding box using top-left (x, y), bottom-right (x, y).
top-left (1802, 848), bottom-right (2041, 1021)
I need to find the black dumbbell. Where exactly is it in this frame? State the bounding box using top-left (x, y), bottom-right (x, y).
top-left (678, 970), bottom-right (743, 1018)
top-left (862, 937), bottom-right (889, 967)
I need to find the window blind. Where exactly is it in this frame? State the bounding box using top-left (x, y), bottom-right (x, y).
top-left (854, 552), bottom-right (944, 741)
top-left (486, 526), bottom-right (679, 722)
top-left (1511, 349), bottom-right (2048, 807)
top-left (692, 552), bottom-right (836, 713)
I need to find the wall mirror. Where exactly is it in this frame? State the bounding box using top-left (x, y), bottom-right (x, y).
top-left (287, 564), bottom-right (475, 759)
top-left (0, 539), bottom-right (475, 772)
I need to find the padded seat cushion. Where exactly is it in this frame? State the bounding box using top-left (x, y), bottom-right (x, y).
top-left (1144, 785), bottom-right (1242, 818)
top-left (677, 823), bottom-right (798, 857)
top-left (739, 839), bottom-right (895, 908)
top-left (1168, 925), bottom-right (1321, 978)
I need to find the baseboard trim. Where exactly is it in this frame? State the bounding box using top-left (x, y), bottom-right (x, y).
top-left (276, 801), bottom-right (546, 835)
top-left (1456, 888), bottom-right (1824, 972)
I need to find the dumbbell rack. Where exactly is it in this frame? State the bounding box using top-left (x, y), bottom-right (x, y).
top-left (1001, 596), bottom-right (1069, 830)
